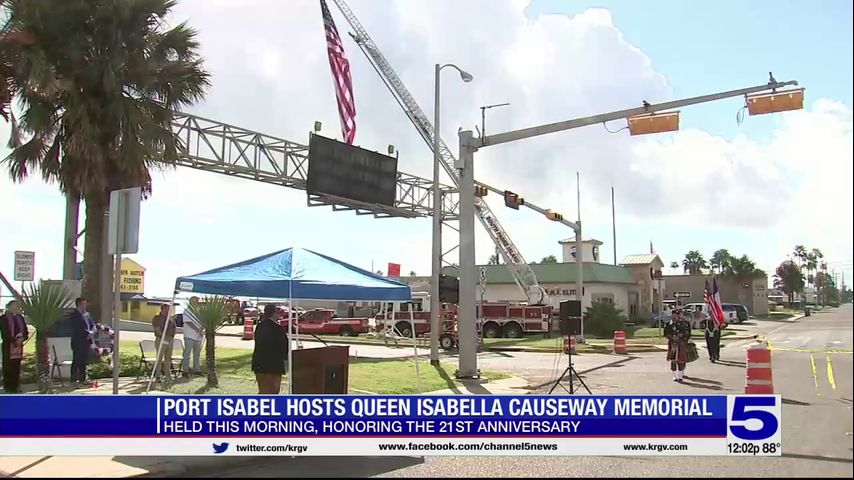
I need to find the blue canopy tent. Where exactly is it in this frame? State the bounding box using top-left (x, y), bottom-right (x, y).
top-left (146, 248), bottom-right (417, 394)
top-left (173, 247), bottom-right (411, 301)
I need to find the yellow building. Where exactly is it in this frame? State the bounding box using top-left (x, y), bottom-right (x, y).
top-left (118, 258), bottom-right (170, 322)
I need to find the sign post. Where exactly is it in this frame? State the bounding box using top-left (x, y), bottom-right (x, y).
top-left (108, 188), bottom-right (141, 395)
top-left (14, 251), bottom-right (35, 283)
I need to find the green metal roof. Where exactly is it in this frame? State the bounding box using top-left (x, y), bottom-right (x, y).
top-left (442, 262), bottom-right (636, 284)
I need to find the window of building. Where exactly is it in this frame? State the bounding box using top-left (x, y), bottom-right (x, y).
top-left (592, 294), bottom-right (614, 304)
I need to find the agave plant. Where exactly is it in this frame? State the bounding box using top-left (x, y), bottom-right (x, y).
top-left (16, 283), bottom-right (73, 393)
top-left (188, 295), bottom-right (230, 388)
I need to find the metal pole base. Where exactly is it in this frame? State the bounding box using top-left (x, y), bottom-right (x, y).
top-left (454, 369), bottom-right (482, 380)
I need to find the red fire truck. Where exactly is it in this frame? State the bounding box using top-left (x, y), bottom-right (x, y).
top-left (374, 293), bottom-right (553, 339)
top-left (279, 308), bottom-right (370, 336)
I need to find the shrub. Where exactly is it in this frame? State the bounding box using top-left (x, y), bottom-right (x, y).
top-left (584, 302), bottom-right (627, 338)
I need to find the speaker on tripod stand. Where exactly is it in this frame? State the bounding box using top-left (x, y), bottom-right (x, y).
top-left (549, 300), bottom-right (591, 394)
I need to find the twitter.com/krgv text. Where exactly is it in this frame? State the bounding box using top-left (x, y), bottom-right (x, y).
top-left (212, 442), bottom-right (309, 454)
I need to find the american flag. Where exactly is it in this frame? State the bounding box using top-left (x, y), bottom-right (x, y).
top-left (320, 0), bottom-right (356, 144)
top-left (704, 278), bottom-right (726, 328)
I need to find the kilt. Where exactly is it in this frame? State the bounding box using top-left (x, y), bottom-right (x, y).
top-left (667, 339), bottom-right (688, 363)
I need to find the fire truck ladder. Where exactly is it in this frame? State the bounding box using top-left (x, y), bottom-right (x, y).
top-left (331, 0), bottom-right (547, 305)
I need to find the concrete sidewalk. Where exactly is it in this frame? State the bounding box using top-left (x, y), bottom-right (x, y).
top-left (428, 376), bottom-right (530, 395)
top-left (0, 455), bottom-right (255, 478)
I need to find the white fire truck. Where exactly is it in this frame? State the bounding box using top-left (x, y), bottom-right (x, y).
top-left (374, 292), bottom-right (553, 340)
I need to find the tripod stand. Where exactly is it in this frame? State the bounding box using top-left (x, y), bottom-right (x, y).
top-left (548, 338), bottom-right (591, 394)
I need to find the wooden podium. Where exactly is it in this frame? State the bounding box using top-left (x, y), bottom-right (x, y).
top-left (291, 346), bottom-right (350, 394)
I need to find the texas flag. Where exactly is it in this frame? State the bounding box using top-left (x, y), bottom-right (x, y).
top-left (704, 278), bottom-right (727, 328)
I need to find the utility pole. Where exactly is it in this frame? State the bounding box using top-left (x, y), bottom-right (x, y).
top-left (611, 184), bottom-right (617, 266)
top-left (455, 77), bottom-right (800, 377)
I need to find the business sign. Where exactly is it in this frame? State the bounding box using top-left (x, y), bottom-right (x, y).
top-left (307, 134), bottom-right (398, 208)
top-left (13, 251), bottom-right (35, 282)
top-left (0, 395), bottom-right (781, 457)
top-left (387, 263), bottom-right (401, 278)
top-left (119, 259), bottom-right (145, 294)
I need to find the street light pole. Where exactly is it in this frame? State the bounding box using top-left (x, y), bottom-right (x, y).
top-left (454, 76), bottom-right (800, 376)
top-left (431, 63), bottom-right (472, 366)
top-left (430, 64), bottom-right (442, 366)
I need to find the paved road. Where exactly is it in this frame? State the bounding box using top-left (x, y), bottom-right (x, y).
top-left (187, 306), bottom-right (853, 478)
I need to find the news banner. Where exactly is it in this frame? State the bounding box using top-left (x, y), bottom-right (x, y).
top-left (0, 395), bottom-right (781, 456)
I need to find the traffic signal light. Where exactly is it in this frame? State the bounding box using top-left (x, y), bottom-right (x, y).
top-left (504, 190), bottom-right (524, 210)
top-left (474, 185), bottom-right (488, 197)
top-left (546, 210), bottom-right (563, 221)
top-left (628, 111), bottom-right (680, 136)
top-left (746, 88), bottom-right (804, 116)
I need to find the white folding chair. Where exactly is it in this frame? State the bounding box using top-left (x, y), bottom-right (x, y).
top-left (50, 340), bottom-right (74, 385)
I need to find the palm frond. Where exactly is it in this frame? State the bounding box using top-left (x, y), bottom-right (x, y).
top-left (16, 282), bottom-right (74, 332)
top-left (189, 295), bottom-right (231, 333)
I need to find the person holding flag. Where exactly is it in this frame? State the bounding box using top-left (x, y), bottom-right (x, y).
top-left (704, 278), bottom-right (726, 363)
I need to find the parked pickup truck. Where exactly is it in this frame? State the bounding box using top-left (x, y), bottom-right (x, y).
top-left (279, 308), bottom-right (369, 336)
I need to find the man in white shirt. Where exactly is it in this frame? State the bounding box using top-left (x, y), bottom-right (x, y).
top-left (182, 297), bottom-right (204, 377)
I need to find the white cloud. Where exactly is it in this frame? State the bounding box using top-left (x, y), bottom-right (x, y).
top-left (1, 0), bottom-right (851, 297)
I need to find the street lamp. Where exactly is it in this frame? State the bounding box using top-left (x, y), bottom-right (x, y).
top-left (431, 63), bottom-right (473, 366)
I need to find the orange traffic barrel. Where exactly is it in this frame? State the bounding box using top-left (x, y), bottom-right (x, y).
top-left (745, 343), bottom-right (774, 394)
top-left (613, 330), bottom-right (627, 354)
top-left (242, 317), bottom-right (254, 341)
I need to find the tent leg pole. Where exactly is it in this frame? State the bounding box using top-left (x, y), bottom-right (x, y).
top-left (410, 304), bottom-right (421, 394)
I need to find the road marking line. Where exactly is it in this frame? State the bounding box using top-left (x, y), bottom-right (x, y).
top-left (768, 345), bottom-right (853, 354)
top-left (810, 353), bottom-right (820, 396)
top-left (826, 354), bottom-right (837, 391)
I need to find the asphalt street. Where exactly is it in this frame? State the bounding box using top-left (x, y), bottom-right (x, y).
top-left (185, 306), bottom-right (853, 478)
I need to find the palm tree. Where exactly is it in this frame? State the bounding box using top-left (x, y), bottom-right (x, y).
top-left (188, 296), bottom-right (230, 388)
top-left (725, 255), bottom-right (765, 305)
top-left (2, 0), bottom-right (209, 321)
top-left (669, 261), bottom-right (679, 269)
top-left (16, 283), bottom-right (73, 393)
top-left (793, 245), bottom-right (808, 269)
top-left (774, 261), bottom-right (804, 305)
top-left (540, 255), bottom-right (558, 264)
top-left (488, 254), bottom-right (500, 265)
top-left (682, 251), bottom-right (708, 275)
top-left (710, 249), bottom-right (732, 274)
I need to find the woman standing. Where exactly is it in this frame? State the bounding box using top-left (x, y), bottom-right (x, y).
top-left (0, 300), bottom-right (28, 393)
top-left (252, 304), bottom-right (289, 394)
top-left (665, 308), bottom-right (692, 382)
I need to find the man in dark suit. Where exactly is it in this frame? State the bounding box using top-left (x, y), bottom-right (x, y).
top-left (69, 297), bottom-right (93, 384)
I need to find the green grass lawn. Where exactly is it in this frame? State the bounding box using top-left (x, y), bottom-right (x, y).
top-left (163, 356), bottom-right (508, 395)
top-left (16, 341), bottom-right (508, 395)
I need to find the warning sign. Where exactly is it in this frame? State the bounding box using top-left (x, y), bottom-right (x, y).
top-left (14, 251), bottom-right (35, 282)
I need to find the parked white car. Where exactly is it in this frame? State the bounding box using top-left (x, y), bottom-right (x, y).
top-left (681, 303), bottom-right (737, 328)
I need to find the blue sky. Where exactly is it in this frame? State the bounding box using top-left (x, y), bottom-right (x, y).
top-left (1, 0), bottom-right (851, 299)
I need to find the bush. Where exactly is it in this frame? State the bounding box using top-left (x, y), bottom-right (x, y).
top-left (20, 352), bottom-right (146, 385)
top-left (584, 302), bottom-right (627, 338)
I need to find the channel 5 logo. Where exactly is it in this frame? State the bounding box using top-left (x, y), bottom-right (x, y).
top-left (727, 396), bottom-right (781, 441)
